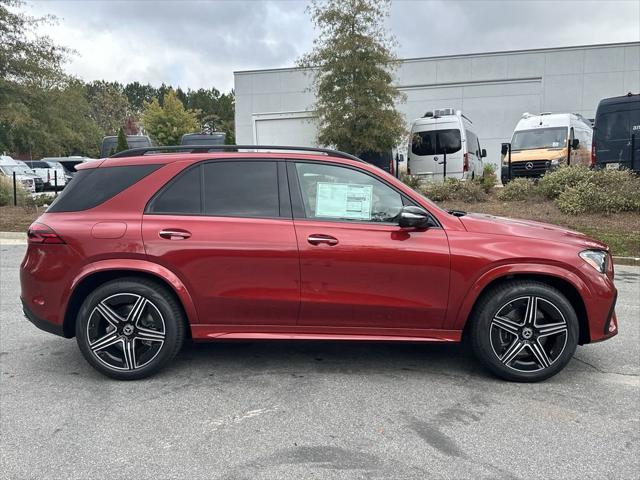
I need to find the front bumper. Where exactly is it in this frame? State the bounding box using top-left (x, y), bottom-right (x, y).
top-left (22, 298), bottom-right (66, 337)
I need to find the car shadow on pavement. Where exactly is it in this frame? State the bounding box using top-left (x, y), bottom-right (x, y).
top-left (171, 339), bottom-right (488, 380)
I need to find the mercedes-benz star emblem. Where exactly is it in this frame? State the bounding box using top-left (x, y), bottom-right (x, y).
top-left (525, 162), bottom-right (534, 170)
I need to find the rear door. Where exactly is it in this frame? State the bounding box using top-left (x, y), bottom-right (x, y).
top-left (142, 159), bottom-right (300, 326)
top-left (411, 123), bottom-right (463, 180)
top-left (595, 100), bottom-right (640, 171)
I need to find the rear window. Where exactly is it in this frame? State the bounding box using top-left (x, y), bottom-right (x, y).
top-left (595, 107), bottom-right (640, 141)
top-left (47, 164), bottom-right (161, 212)
top-left (411, 129), bottom-right (461, 156)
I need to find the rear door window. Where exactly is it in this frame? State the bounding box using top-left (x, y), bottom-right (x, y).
top-left (203, 161), bottom-right (279, 218)
top-left (412, 129), bottom-right (462, 156)
top-left (148, 160), bottom-right (281, 218)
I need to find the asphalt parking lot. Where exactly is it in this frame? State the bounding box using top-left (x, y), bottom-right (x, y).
top-left (1, 243), bottom-right (638, 480)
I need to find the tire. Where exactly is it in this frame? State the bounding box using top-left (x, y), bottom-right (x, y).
top-left (76, 277), bottom-right (186, 380)
top-left (469, 280), bottom-right (579, 382)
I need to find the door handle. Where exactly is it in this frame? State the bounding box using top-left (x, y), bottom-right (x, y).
top-left (307, 234), bottom-right (338, 246)
top-left (159, 229), bottom-right (191, 240)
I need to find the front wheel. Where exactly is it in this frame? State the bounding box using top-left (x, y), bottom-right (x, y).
top-left (469, 280), bottom-right (579, 382)
top-left (76, 278), bottom-right (185, 380)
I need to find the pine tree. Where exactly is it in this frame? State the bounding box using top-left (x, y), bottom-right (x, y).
top-left (298, 0), bottom-right (406, 155)
top-left (115, 127), bottom-right (128, 153)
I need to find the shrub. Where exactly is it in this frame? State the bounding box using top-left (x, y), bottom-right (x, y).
top-left (497, 178), bottom-right (537, 201)
top-left (476, 164), bottom-right (497, 193)
top-left (421, 177), bottom-right (486, 203)
top-left (399, 173), bottom-right (422, 191)
top-left (0, 176), bottom-right (32, 207)
top-left (538, 166), bottom-right (592, 199)
top-left (556, 169), bottom-right (640, 215)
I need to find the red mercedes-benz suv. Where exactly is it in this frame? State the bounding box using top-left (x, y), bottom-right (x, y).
top-left (20, 146), bottom-right (618, 381)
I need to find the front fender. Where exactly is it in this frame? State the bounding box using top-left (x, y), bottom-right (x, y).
top-left (451, 262), bottom-right (591, 330)
top-left (66, 259), bottom-right (199, 324)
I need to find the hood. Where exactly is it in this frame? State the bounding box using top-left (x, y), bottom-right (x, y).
top-left (507, 147), bottom-right (567, 162)
top-left (459, 213), bottom-right (608, 250)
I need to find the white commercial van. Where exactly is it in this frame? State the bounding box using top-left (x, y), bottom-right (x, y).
top-left (502, 112), bottom-right (592, 182)
top-left (407, 108), bottom-right (486, 181)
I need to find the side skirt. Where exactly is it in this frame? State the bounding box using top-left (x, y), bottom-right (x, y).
top-left (190, 325), bottom-right (462, 343)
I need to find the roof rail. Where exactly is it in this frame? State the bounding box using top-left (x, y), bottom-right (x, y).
top-left (110, 144), bottom-right (364, 162)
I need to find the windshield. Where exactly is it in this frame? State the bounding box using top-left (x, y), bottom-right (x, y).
top-left (511, 127), bottom-right (567, 150)
top-left (412, 129), bottom-right (462, 156)
top-left (0, 165), bottom-right (34, 175)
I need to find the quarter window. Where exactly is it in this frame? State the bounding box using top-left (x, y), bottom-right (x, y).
top-left (294, 162), bottom-right (403, 223)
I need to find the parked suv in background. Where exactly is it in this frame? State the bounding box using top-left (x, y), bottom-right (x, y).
top-left (20, 146), bottom-right (618, 381)
top-left (0, 156), bottom-right (43, 192)
top-left (24, 160), bottom-right (67, 190)
top-left (592, 92), bottom-right (640, 172)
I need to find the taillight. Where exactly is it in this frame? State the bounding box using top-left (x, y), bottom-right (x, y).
top-left (590, 140), bottom-right (596, 167)
top-left (463, 152), bottom-right (469, 172)
top-left (27, 222), bottom-right (65, 244)
top-left (389, 157), bottom-right (394, 176)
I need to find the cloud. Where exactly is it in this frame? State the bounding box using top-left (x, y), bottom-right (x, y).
top-left (25, 0), bottom-right (640, 91)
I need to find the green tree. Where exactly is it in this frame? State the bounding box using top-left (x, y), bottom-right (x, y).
top-left (298, 0), bottom-right (405, 155)
top-left (0, 1), bottom-right (101, 157)
top-left (141, 89), bottom-right (199, 146)
top-left (85, 80), bottom-right (130, 136)
top-left (115, 127), bottom-right (128, 153)
top-left (123, 81), bottom-right (158, 113)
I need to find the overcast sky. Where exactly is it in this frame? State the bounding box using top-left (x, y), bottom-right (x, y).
top-left (26, 0), bottom-right (640, 92)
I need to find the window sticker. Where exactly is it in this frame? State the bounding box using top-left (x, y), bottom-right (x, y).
top-left (315, 182), bottom-right (373, 220)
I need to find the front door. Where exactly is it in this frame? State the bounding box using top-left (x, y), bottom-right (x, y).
top-left (289, 161), bottom-right (450, 331)
top-left (142, 160), bottom-right (299, 326)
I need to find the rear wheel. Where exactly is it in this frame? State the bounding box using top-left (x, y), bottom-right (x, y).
top-left (76, 278), bottom-right (185, 380)
top-left (470, 280), bottom-right (579, 382)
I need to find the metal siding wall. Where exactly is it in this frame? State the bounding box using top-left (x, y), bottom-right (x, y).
top-left (234, 43), bottom-right (640, 167)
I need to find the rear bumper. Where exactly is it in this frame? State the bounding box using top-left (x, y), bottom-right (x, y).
top-left (22, 298), bottom-right (67, 337)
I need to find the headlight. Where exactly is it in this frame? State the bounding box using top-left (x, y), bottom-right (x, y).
top-left (579, 250), bottom-right (607, 273)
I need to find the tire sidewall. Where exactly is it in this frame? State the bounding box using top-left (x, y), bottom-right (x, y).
top-left (76, 279), bottom-right (183, 380)
top-left (472, 282), bottom-right (579, 382)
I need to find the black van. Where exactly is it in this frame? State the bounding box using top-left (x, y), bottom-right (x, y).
top-left (180, 132), bottom-right (226, 146)
top-left (101, 135), bottom-right (152, 158)
top-left (593, 93), bottom-right (640, 172)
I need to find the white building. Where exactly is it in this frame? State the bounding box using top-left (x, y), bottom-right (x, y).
top-left (234, 42), bottom-right (640, 167)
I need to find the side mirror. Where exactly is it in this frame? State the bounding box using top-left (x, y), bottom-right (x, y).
top-left (398, 205), bottom-right (431, 229)
top-left (501, 143), bottom-right (510, 155)
top-left (571, 138), bottom-right (579, 149)
top-left (481, 148), bottom-right (487, 158)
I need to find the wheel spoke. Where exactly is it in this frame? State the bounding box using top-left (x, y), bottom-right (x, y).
top-left (524, 296), bottom-right (537, 325)
top-left (127, 296), bottom-right (148, 326)
top-left (529, 341), bottom-right (551, 368)
top-left (135, 326), bottom-right (165, 342)
top-left (500, 339), bottom-right (525, 366)
top-left (538, 322), bottom-right (568, 337)
top-left (90, 332), bottom-right (121, 352)
top-left (96, 302), bottom-right (124, 327)
top-left (492, 315), bottom-right (520, 336)
top-left (123, 339), bottom-right (136, 370)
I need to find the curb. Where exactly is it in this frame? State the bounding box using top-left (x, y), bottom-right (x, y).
top-left (613, 256), bottom-right (640, 266)
top-left (0, 232), bottom-right (27, 245)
